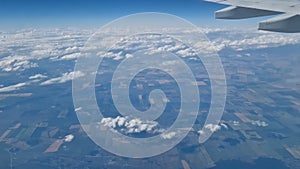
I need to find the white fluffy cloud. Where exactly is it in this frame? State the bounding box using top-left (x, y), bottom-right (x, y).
top-left (205, 123), bottom-right (222, 133)
top-left (100, 116), bottom-right (181, 140)
top-left (220, 123), bottom-right (228, 129)
top-left (160, 131), bottom-right (176, 140)
top-left (198, 123), bottom-right (223, 135)
top-left (100, 116), bottom-right (164, 134)
top-left (88, 28), bottom-right (300, 61)
top-left (251, 120), bottom-right (269, 127)
top-left (210, 31), bottom-right (300, 51)
top-left (1, 27), bottom-right (299, 73)
top-left (64, 134), bottom-right (75, 142)
top-left (0, 28), bottom-right (92, 72)
top-left (0, 55), bottom-right (38, 72)
top-left (40, 71), bottom-right (84, 85)
top-left (65, 46), bottom-right (79, 53)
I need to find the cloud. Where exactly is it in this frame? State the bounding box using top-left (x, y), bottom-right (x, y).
top-left (40, 71), bottom-right (84, 85)
top-left (176, 48), bottom-right (197, 57)
top-left (220, 123), bottom-right (228, 129)
top-left (64, 134), bottom-right (75, 142)
top-left (64, 46), bottom-right (79, 53)
top-left (90, 28), bottom-right (300, 60)
top-left (0, 28), bottom-right (92, 71)
top-left (1, 27), bottom-right (299, 73)
top-left (210, 32), bottom-right (300, 51)
top-left (205, 124), bottom-right (221, 133)
top-left (100, 116), bottom-right (164, 134)
top-left (198, 123), bottom-right (222, 135)
top-left (60, 53), bottom-right (82, 60)
top-left (251, 120), bottom-right (268, 127)
top-left (0, 82), bottom-right (27, 92)
top-left (74, 107), bottom-right (82, 112)
top-left (93, 34), bottom-right (201, 59)
top-left (31, 48), bottom-right (52, 58)
top-left (0, 55), bottom-right (38, 72)
top-left (29, 74), bottom-right (47, 80)
top-left (160, 132), bottom-right (176, 140)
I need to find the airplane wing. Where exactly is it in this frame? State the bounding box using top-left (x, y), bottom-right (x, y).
top-left (205, 0), bottom-right (300, 33)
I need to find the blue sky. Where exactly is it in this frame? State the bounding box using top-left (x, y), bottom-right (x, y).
top-left (0, 0), bottom-right (259, 29)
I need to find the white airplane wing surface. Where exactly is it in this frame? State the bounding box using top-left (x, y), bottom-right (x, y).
top-left (205, 0), bottom-right (300, 33)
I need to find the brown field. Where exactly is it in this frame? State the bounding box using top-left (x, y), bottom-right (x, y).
top-left (181, 160), bottom-right (191, 169)
top-left (44, 139), bottom-right (64, 153)
top-left (234, 113), bottom-right (252, 123)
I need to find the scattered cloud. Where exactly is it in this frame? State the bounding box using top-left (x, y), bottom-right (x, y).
top-left (40, 71), bottom-right (84, 85)
top-left (0, 28), bottom-right (92, 72)
top-left (220, 123), bottom-right (228, 129)
top-left (1, 28), bottom-right (299, 73)
top-left (210, 32), bottom-right (300, 51)
top-left (100, 116), bottom-right (164, 134)
top-left (60, 53), bottom-right (82, 60)
top-left (251, 120), bottom-right (269, 127)
top-left (64, 134), bottom-right (75, 142)
top-left (29, 74), bottom-right (47, 80)
top-left (198, 123), bottom-right (223, 135)
top-left (0, 82), bottom-right (27, 92)
top-left (74, 107), bottom-right (82, 112)
top-left (160, 131), bottom-right (176, 140)
top-left (0, 55), bottom-right (38, 72)
top-left (65, 46), bottom-right (79, 53)
top-left (232, 121), bottom-right (240, 126)
top-left (205, 123), bottom-right (222, 133)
